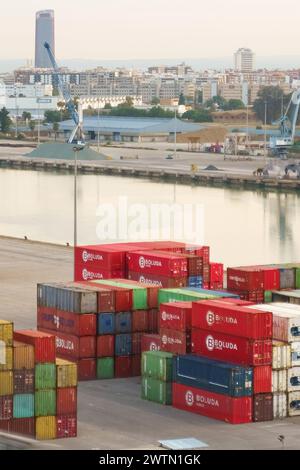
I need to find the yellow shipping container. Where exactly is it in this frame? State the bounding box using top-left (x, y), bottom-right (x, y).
top-left (0, 347), bottom-right (13, 371)
top-left (13, 341), bottom-right (35, 369)
top-left (0, 371), bottom-right (13, 396)
top-left (56, 358), bottom-right (78, 388)
top-left (35, 416), bottom-right (57, 440)
top-left (0, 320), bottom-right (13, 347)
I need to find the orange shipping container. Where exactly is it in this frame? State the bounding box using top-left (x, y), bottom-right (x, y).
top-left (13, 341), bottom-right (35, 369)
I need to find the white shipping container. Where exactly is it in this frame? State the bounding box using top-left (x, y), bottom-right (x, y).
top-left (272, 341), bottom-right (291, 369)
top-left (273, 392), bottom-right (287, 418)
top-left (272, 369), bottom-right (288, 392)
top-left (250, 303), bottom-right (300, 342)
top-left (288, 367), bottom-right (300, 392)
top-left (291, 342), bottom-right (300, 367)
top-left (288, 391), bottom-right (300, 416)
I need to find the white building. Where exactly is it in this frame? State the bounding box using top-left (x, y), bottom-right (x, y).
top-left (234, 48), bottom-right (255, 72)
top-left (4, 83), bottom-right (53, 98)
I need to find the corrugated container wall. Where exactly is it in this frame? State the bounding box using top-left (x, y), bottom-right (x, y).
top-left (273, 392), bottom-right (287, 418)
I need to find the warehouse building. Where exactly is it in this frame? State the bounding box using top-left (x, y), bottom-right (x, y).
top-left (59, 116), bottom-right (201, 143)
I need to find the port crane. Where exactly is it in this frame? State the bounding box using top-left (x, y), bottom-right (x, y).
top-left (44, 41), bottom-right (85, 145)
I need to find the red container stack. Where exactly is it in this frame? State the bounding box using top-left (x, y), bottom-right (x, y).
top-left (159, 302), bottom-right (193, 355)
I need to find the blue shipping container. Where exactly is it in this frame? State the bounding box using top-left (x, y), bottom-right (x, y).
top-left (173, 355), bottom-right (253, 397)
top-left (115, 334), bottom-right (132, 356)
top-left (13, 394), bottom-right (35, 418)
top-left (188, 276), bottom-right (203, 288)
top-left (183, 287), bottom-right (239, 298)
top-left (98, 313), bottom-right (115, 335)
top-left (115, 312), bottom-right (132, 334)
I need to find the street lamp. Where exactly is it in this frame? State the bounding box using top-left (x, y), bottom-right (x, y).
top-left (264, 101), bottom-right (267, 161)
top-left (97, 97), bottom-right (100, 153)
top-left (174, 108), bottom-right (177, 158)
top-left (72, 145), bottom-right (84, 260)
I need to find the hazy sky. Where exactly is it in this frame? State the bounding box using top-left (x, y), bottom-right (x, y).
top-left (1, 0), bottom-right (300, 61)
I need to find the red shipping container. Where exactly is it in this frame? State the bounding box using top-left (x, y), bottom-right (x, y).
top-left (132, 332), bottom-right (143, 355)
top-left (227, 268), bottom-right (264, 291)
top-left (262, 268), bottom-right (280, 290)
top-left (38, 328), bottom-right (96, 359)
top-left (128, 271), bottom-right (186, 288)
top-left (57, 414), bottom-right (77, 438)
top-left (160, 328), bottom-right (191, 355)
top-left (57, 387), bottom-right (77, 415)
top-left (0, 395), bottom-right (13, 420)
top-left (90, 283), bottom-right (132, 311)
top-left (0, 419), bottom-right (10, 431)
top-left (192, 329), bottom-right (272, 366)
top-left (159, 302), bottom-right (192, 331)
top-left (191, 301), bottom-right (272, 339)
top-left (115, 356), bottom-right (131, 378)
top-left (75, 245), bottom-right (125, 270)
top-left (210, 282), bottom-right (224, 291)
top-left (13, 330), bottom-right (55, 364)
top-left (126, 251), bottom-right (188, 278)
top-left (130, 355), bottom-right (141, 376)
top-left (37, 306), bottom-right (96, 336)
top-left (74, 282), bottom-right (115, 312)
top-left (253, 365), bottom-right (272, 394)
top-left (78, 358), bottom-right (96, 381)
top-left (96, 335), bottom-right (114, 357)
top-left (172, 383), bottom-right (252, 424)
top-left (114, 278), bottom-right (159, 308)
top-left (209, 262), bottom-right (224, 284)
top-left (214, 299), bottom-right (254, 306)
top-left (74, 264), bottom-right (124, 282)
top-left (11, 417), bottom-right (35, 437)
top-left (148, 309), bottom-right (159, 334)
top-left (141, 334), bottom-right (161, 352)
top-left (132, 310), bottom-right (148, 333)
top-left (184, 245), bottom-right (210, 260)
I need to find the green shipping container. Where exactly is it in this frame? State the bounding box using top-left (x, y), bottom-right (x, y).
top-left (142, 351), bottom-right (174, 382)
top-left (35, 363), bottom-right (56, 390)
top-left (158, 288), bottom-right (217, 306)
top-left (141, 376), bottom-right (172, 405)
top-left (95, 279), bottom-right (147, 310)
top-left (13, 394), bottom-right (34, 418)
top-left (35, 389), bottom-right (56, 417)
top-left (264, 290), bottom-right (272, 303)
top-left (296, 269), bottom-right (300, 289)
top-left (97, 357), bottom-right (114, 379)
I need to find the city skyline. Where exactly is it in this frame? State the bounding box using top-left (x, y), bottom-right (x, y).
top-left (0, 0), bottom-right (300, 63)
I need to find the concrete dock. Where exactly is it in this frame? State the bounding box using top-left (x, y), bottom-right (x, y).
top-left (0, 236), bottom-right (300, 450)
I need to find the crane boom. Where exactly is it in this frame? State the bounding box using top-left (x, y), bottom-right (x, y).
top-left (44, 41), bottom-right (84, 144)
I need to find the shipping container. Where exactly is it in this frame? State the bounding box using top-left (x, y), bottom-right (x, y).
top-left (253, 366), bottom-right (272, 394)
top-left (0, 320), bottom-right (13, 346)
top-left (158, 288), bottom-right (217, 306)
top-left (291, 342), bottom-right (300, 367)
top-left (142, 377), bottom-right (172, 405)
top-left (252, 393), bottom-right (273, 422)
top-left (35, 363), bottom-right (56, 390)
top-left (148, 309), bottom-right (159, 334)
top-left (173, 354), bottom-right (253, 397)
top-left (56, 387), bottom-right (77, 415)
top-left (96, 280), bottom-right (147, 310)
top-left (13, 330), bottom-right (55, 364)
top-left (97, 357), bottom-right (114, 379)
top-left (172, 383), bottom-right (252, 424)
top-left (35, 389), bottom-right (56, 417)
top-left (39, 328), bottom-right (96, 360)
top-left (115, 334), bottom-right (132, 356)
top-left (97, 335), bottom-right (114, 357)
top-left (127, 251), bottom-right (188, 278)
top-left (97, 313), bottom-right (115, 335)
top-left (35, 416), bottom-right (56, 440)
top-left (188, 276), bottom-right (203, 288)
top-left (115, 356), bottom-right (131, 378)
top-left (288, 367), bottom-right (300, 392)
top-left (56, 358), bottom-right (78, 388)
top-left (0, 346), bottom-right (13, 371)
top-left (75, 264), bottom-right (124, 282)
top-left (73, 282), bottom-right (115, 313)
top-left (78, 358), bottom-right (96, 381)
top-left (271, 290), bottom-right (300, 305)
top-left (159, 302), bottom-right (192, 332)
top-left (209, 263), bottom-right (224, 285)
top-left (128, 271), bottom-right (187, 289)
top-left (11, 417), bottom-right (35, 437)
top-left (114, 278), bottom-right (159, 308)
top-left (13, 341), bottom-right (35, 369)
top-left (279, 268), bottom-right (295, 289)
top-left (262, 267), bottom-right (280, 290)
top-left (56, 414), bottom-right (77, 438)
top-left (0, 371), bottom-right (13, 396)
top-left (132, 332), bottom-right (143, 355)
top-left (142, 351), bottom-right (174, 382)
top-left (13, 394), bottom-right (34, 418)
top-left (227, 267), bottom-right (264, 291)
top-left (130, 354), bottom-right (141, 376)
top-left (74, 245), bottom-right (125, 270)
top-left (272, 369), bottom-right (288, 393)
top-left (91, 282), bottom-right (132, 311)
top-left (249, 303), bottom-right (300, 342)
top-left (141, 334), bottom-right (161, 353)
top-left (296, 269), bottom-right (300, 289)
top-left (288, 391), bottom-right (300, 416)
top-left (132, 310), bottom-right (148, 333)
top-left (272, 341), bottom-right (291, 369)
top-left (273, 392), bottom-right (287, 418)
top-left (192, 301), bottom-right (272, 339)
top-left (192, 329), bottom-right (272, 366)
top-left (115, 311), bottom-right (132, 334)
top-left (160, 328), bottom-right (191, 355)
top-left (13, 369), bottom-right (34, 394)
top-left (0, 395), bottom-right (13, 420)
top-left (37, 283), bottom-right (97, 313)
top-left (37, 306), bottom-right (97, 337)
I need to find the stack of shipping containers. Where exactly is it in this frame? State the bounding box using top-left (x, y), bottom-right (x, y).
top-left (141, 351), bottom-right (174, 405)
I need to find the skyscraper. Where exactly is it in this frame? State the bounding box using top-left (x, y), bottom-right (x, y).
top-left (234, 48), bottom-right (255, 72)
top-left (35, 10), bottom-right (55, 68)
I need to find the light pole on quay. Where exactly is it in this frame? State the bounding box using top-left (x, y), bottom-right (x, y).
top-left (73, 145), bottom-right (84, 256)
